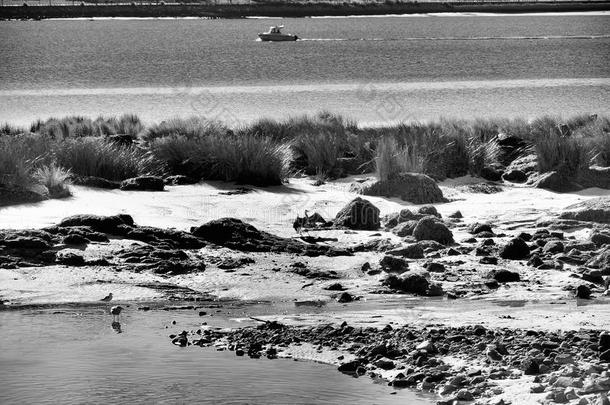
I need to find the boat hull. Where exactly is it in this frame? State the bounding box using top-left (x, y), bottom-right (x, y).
top-left (258, 33), bottom-right (298, 42)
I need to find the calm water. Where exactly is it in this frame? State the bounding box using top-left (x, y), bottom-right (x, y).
top-left (0, 306), bottom-right (434, 404)
top-left (0, 13), bottom-right (609, 125)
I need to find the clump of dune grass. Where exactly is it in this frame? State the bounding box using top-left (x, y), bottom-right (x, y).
top-left (54, 137), bottom-right (165, 181)
top-left (374, 136), bottom-right (425, 181)
top-left (290, 131), bottom-right (345, 176)
top-left (32, 163), bottom-right (72, 198)
top-left (141, 117), bottom-right (228, 143)
top-left (207, 133), bottom-right (290, 185)
top-left (0, 123), bottom-right (27, 137)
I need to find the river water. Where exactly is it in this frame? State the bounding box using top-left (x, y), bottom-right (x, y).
top-left (0, 304), bottom-right (435, 404)
top-left (0, 13), bottom-right (609, 125)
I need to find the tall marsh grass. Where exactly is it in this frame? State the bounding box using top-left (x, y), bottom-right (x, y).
top-left (54, 137), bottom-right (164, 181)
top-left (2, 112), bottom-right (608, 199)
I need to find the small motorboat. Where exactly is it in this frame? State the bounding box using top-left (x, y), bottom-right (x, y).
top-left (258, 25), bottom-right (298, 42)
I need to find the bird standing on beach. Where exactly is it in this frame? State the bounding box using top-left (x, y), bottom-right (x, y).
top-left (293, 210), bottom-right (310, 234)
top-left (110, 305), bottom-right (123, 322)
top-left (100, 292), bottom-right (113, 302)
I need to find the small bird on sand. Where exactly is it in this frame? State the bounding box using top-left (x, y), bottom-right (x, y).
top-left (100, 293), bottom-right (113, 302)
top-left (293, 210), bottom-right (310, 234)
top-left (110, 305), bottom-right (123, 322)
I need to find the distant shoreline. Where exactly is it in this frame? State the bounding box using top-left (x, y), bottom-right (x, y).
top-left (1, 1), bottom-right (609, 21)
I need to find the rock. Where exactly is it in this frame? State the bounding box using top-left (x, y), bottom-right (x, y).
top-left (456, 389), bottom-right (474, 401)
top-left (412, 217), bottom-right (454, 245)
top-left (559, 197), bottom-right (610, 224)
top-left (480, 256), bottom-right (499, 265)
top-left (448, 211), bottom-right (463, 219)
top-left (337, 292), bottom-right (354, 303)
top-left (424, 262), bottom-right (446, 273)
top-left (499, 238), bottom-right (530, 260)
top-left (380, 255), bottom-right (410, 274)
top-left (481, 166), bottom-right (503, 182)
top-left (191, 218), bottom-right (348, 257)
top-left (591, 232), bottom-right (610, 246)
top-left (533, 171), bottom-right (583, 193)
top-left (502, 169), bottom-right (528, 183)
top-left (149, 259), bottom-right (206, 275)
top-left (71, 175), bottom-right (121, 189)
top-left (0, 186), bottom-right (46, 207)
top-left (338, 360), bottom-right (362, 374)
top-left (386, 244), bottom-right (424, 259)
top-left (62, 234), bottom-right (89, 245)
top-left (392, 220), bottom-right (418, 237)
top-left (543, 240), bottom-right (565, 254)
top-left (587, 249), bottom-right (610, 270)
top-left (468, 222), bottom-right (493, 235)
top-left (383, 209), bottom-right (421, 228)
top-left (120, 176), bottom-right (164, 191)
top-left (58, 214), bottom-right (134, 234)
top-left (576, 166), bottom-right (610, 189)
top-left (522, 358), bottom-right (540, 375)
top-left (486, 269), bottom-right (520, 282)
top-left (507, 154), bottom-right (538, 174)
top-left (164, 175), bottom-right (198, 185)
top-left (56, 251), bottom-right (86, 266)
top-left (324, 283), bottom-right (345, 291)
top-left (382, 273), bottom-right (429, 295)
top-left (418, 206), bottom-right (441, 218)
top-left (374, 358), bottom-right (395, 370)
top-left (576, 284), bottom-right (592, 299)
top-left (1, 236), bottom-right (51, 249)
top-left (583, 270), bottom-right (604, 284)
top-left (352, 173), bottom-right (447, 204)
top-left (333, 197), bottom-right (380, 230)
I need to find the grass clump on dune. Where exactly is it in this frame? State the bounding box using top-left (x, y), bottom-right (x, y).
top-left (149, 130), bottom-right (290, 186)
top-left (31, 114), bottom-right (145, 140)
top-left (32, 163), bottom-right (72, 199)
top-left (54, 137), bottom-right (164, 181)
top-left (141, 117), bottom-right (228, 143)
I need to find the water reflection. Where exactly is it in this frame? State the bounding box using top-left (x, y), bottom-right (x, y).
top-left (111, 321), bottom-right (122, 334)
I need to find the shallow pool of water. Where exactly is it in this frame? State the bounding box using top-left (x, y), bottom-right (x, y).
top-left (0, 306), bottom-right (434, 404)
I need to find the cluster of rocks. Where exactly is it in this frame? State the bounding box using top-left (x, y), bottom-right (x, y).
top-left (172, 322), bottom-right (610, 404)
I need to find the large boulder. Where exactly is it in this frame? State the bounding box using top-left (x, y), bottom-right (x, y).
top-left (412, 217), bottom-right (454, 245)
top-left (351, 173), bottom-right (446, 205)
top-left (558, 197), bottom-right (610, 224)
top-left (499, 237), bottom-right (530, 260)
top-left (120, 176), bottom-right (164, 191)
top-left (333, 197), bottom-right (380, 230)
top-left (532, 171), bottom-right (582, 193)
